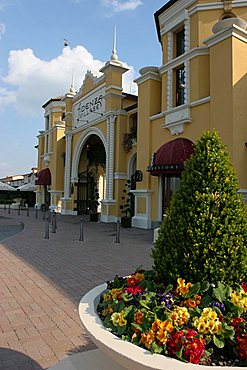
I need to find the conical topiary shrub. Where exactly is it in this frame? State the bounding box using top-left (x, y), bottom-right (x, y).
top-left (152, 130), bottom-right (247, 286)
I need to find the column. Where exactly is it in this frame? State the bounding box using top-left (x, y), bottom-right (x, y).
top-left (106, 115), bottom-right (117, 200)
top-left (64, 132), bottom-right (73, 199)
top-left (167, 31), bottom-right (173, 62)
top-left (184, 11), bottom-right (190, 53)
top-left (167, 69), bottom-right (173, 110)
top-left (184, 60), bottom-right (190, 104)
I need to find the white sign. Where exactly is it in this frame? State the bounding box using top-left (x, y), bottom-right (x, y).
top-left (73, 87), bottom-right (105, 127)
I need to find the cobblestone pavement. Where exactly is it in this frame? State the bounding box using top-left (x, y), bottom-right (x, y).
top-left (0, 208), bottom-right (153, 369)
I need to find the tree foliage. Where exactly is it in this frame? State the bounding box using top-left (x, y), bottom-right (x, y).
top-left (152, 130), bottom-right (247, 286)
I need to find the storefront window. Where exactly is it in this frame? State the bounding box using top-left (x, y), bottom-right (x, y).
top-left (162, 175), bottom-right (180, 215)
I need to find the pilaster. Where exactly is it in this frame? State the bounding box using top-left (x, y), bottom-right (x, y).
top-left (64, 132), bottom-right (73, 199)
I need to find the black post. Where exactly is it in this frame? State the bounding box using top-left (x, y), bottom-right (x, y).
top-left (27, 206), bottom-right (29, 217)
top-left (54, 212), bottom-right (57, 230)
top-left (42, 208), bottom-right (45, 220)
top-left (8, 204), bottom-right (10, 214)
top-left (44, 216), bottom-right (49, 239)
top-left (115, 219), bottom-right (120, 243)
top-left (51, 212), bottom-right (56, 233)
top-left (79, 218), bottom-right (84, 241)
top-left (4, 203), bottom-right (6, 211)
top-left (35, 206), bottom-right (38, 218)
top-left (18, 205), bottom-right (20, 216)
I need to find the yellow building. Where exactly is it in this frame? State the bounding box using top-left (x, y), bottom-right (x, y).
top-left (36, 0), bottom-right (247, 229)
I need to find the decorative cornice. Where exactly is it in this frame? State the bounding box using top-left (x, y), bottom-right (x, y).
top-left (189, 1), bottom-right (247, 16)
top-left (204, 24), bottom-right (247, 47)
top-left (134, 71), bottom-right (161, 85)
top-left (190, 96), bottom-right (210, 107)
top-left (159, 46), bottom-right (209, 74)
top-left (159, 0), bottom-right (196, 34)
top-left (150, 97), bottom-right (211, 122)
top-left (105, 85), bottom-right (123, 92)
top-left (103, 91), bottom-right (124, 99)
top-left (73, 82), bottom-right (106, 103)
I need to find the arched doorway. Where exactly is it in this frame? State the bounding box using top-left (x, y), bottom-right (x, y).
top-left (77, 135), bottom-right (106, 215)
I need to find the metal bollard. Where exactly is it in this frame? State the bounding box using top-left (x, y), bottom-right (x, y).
top-left (115, 219), bottom-right (120, 243)
top-left (27, 206), bottom-right (29, 217)
top-left (79, 218), bottom-right (84, 241)
top-left (51, 212), bottom-right (56, 233)
top-left (4, 203), bottom-right (6, 211)
top-left (54, 212), bottom-right (57, 230)
top-left (44, 216), bottom-right (49, 239)
top-left (8, 204), bottom-right (10, 214)
top-left (35, 206), bottom-right (38, 218)
top-left (42, 209), bottom-right (45, 220)
top-left (18, 205), bottom-right (20, 215)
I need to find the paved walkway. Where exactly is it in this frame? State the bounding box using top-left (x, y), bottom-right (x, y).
top-left (0, 208), bottom-right (153, 370)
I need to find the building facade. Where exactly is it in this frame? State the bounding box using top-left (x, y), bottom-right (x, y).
top-left (36, 0), bottom-right (247, 228)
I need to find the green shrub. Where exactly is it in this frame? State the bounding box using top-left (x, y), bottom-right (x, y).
top-left (152, 130), bottom-right (247, 286)
top-left (0, 199), bottom-right (14, 204)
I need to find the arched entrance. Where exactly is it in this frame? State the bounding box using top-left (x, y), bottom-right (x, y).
top-left (77, 135), bottom-right (106, 215)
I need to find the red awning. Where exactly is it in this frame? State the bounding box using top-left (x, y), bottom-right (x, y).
top-left (35, 168), bottom-right (51, 185)
top-left (147, 138), bottom-right (194, 175)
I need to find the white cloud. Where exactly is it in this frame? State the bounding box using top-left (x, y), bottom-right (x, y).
top-left (0, 45), bottom-right (137, 117)
top-left (0, 87), bottom-right (16, 111)
top-left (0, 23), bottom-right (5, 38)
top-left (101, 0), bottom-right (142, 12)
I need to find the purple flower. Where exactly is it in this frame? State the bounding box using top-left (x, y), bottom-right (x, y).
top-left (157, 292), bottom-right (174, 308)
top-left (211, 301), bottom-right (225, 312)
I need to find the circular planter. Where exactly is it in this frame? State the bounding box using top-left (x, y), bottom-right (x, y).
top-left (79, 284), bottom-right (244, 370)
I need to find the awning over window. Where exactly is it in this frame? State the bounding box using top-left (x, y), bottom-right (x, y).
top-left (147, 138), bottom-right (194, 176)
top-left (35, 168), bottom-right (51, 185)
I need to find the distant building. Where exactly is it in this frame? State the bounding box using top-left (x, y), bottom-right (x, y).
top-left (0, 168), bottom-right (37, 188)
top-left (36, 0), bottom-right (247, 228)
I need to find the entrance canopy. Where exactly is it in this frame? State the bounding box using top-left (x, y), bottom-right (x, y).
top-left (0, 181), bottom-right (17, 191)
top-left (17, 183), bottom-right (37, 191)
top-left (147, 138), bottom-right (194, 175)
top-left (35, 168), bottom-right (51, 185)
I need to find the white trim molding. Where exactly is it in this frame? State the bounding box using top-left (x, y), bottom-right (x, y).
top-left (131, 189), bottom-right (153, 229)
top-left (204, 24), bottom-right (247, 47)
top-left (114, 172), bottom-right (128, 180)
top-left (71, 127), bottom-right (107, 182)
top-left (162, 105), bottom-right (192, 135)
top-left (134, 71), bottom-right (161, 85)
top-left (159, 46), bottom-right (209, 75)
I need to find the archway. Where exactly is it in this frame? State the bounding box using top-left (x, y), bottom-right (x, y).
top-left (77, 135), bottom-right (106, 215)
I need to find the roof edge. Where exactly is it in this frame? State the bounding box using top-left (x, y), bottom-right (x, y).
top-left (154, 0), bottom-right (180, 43)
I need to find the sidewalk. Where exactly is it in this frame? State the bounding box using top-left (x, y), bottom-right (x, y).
top-left (0, 208), bottom-right (153, 369)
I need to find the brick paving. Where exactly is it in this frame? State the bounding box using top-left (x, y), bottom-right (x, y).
top-left (0, 209), bottom-right (153, 369)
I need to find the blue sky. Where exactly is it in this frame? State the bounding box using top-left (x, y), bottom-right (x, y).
top-left (0, 0), bottom-right (166, 178)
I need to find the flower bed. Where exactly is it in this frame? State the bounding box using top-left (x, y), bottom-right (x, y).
top-left (97, 269), bottom-right (247, 367)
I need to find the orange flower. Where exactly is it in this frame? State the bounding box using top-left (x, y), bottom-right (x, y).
top-left (141, 330), bottom-right (155, 349)
top-left (152, 319), bottom-right (162, 332)
top-left (183, 298), bottom-right (197, 308)
top-left (127, 273), bottom-right (144, 286)
top-left (176, 278), bottom-right (192, 296)
top-left (134, 311), bottom-right (144, 325)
